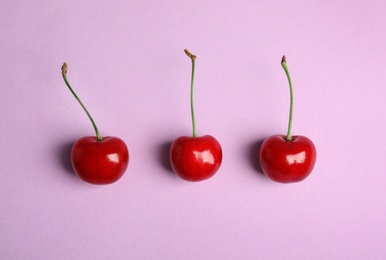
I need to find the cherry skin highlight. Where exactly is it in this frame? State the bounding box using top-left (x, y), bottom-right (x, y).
top-left (170, 135), bottom-right (222, 182)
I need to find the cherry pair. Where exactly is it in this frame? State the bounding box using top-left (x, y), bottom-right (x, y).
top-left (61, 50), bottom-right (316, 185)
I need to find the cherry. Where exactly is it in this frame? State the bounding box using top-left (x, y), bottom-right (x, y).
top-left (170, 50), bottom-right (222, 182)
top-left (259, 56), bottom-right (316, 183)
top-left (61, 63), bottom-right (129, 185)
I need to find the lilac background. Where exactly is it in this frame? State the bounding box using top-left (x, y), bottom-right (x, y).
top-left (1, 0), bottom-right (386, 259)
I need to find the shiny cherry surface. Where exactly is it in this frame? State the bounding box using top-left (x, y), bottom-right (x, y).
top-left (170, 135), bottom-right (222, 182)
top-left (71, 136), bottom-right (129, 185)
top-left (260, 134), bottom-right (316, 183)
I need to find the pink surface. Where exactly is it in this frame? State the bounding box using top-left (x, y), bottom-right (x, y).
top-left (1, 0), bottom-right (386, 259)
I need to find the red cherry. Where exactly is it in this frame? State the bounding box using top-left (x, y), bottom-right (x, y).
top-left (62, 63), bottom-right (129, 185)
top-left (170, 50), bottom-right (222, 181)
top-left (260, 135), bottom-right (316, 183)
top-left (170, 135), bottom-right (222, 182)
top-left (72, 136), bottom-right (129, 185)
top-left (259, 56), bottom-right (317, 183)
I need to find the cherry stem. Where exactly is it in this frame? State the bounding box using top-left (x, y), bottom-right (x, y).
top-left (184, 49), bottom-right (197, 137)
top-left (61, 63), bottom-right (103, 141)
top-left (281, 55), bottom-right (293, 142)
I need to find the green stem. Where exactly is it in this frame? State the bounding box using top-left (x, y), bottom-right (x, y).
top-left (281, 56), bottom-right (293, 142)
top-left (184, 49), bottom-right (197, 137)
top-left (61, 63), bottom-right (103, 141)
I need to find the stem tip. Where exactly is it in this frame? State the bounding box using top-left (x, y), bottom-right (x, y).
top-left (62, 62), bottom-right (68, 75)
top-left (184, 49), bottom-right (196, 60)
top-left (281, 55), bottom-right (286, 64)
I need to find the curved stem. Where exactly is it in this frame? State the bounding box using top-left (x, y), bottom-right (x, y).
top-left (61, 63), bottom-right (103, 141)
top-left (184, 49), bottom-right (197, 137)
top-left (281, 56), bottom-right (293, 142)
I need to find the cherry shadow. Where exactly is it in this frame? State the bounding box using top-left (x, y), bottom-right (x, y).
top-left (246, 138), bottom-right (266, 175)
top-left (157, 141), bottom-right (174, 174)
top-left (58, 141), bottom-right (76, 176)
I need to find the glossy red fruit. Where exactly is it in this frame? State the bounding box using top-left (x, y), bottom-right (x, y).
top-left (170, 50), bottom-right (222, 182)
top-left (62, 63), bottom-right (129, 185)
top-left (259, 56), bottom-right (317, 183)
top-left (170, 135), bottom-right (222, 182)
top-left (71, 136), bottom-right (129, 185)
top-left (260, 135), bottom-right (316, 183)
